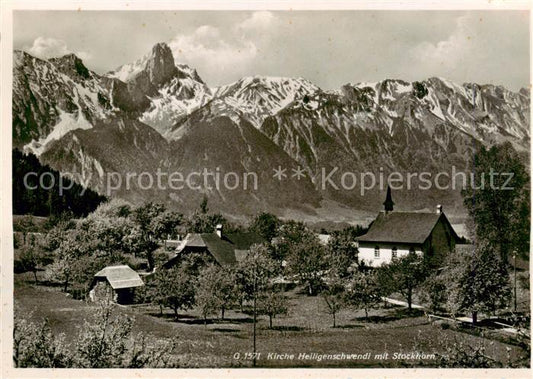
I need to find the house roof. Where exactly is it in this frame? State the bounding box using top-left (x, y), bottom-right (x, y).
top-left (94, 265), bottom-right (144, 289)
top-left (224, 232), bottom-right (264, 250)
top-left (357, 211), bottom-right (457, 244)
top-left (166, 231), bottom-right (265, 267)
top-left (185, 233), bottom-right (207, 248)
top-left (234, 249), bottom-right (250, 263)
top-left (201, 233), bottom-right (238, 265)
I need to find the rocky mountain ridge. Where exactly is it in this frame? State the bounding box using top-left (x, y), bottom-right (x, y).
top-left (12, 42), bottom-right (530, 219)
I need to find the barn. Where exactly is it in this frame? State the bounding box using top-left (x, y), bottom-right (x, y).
top-left (89, 265), bottom-right (144, 304)
top-left (356, 188), bottom-right (459, 267)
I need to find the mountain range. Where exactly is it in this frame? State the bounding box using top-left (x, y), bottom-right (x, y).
top-left (12, 42), bottom-right (530, 223)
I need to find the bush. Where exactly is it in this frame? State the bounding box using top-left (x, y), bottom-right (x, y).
top-left (14, 313), bottom-right (72, 368)
top-left (14, 302), bottom-right (178, 368)
top-left (437, 337), bottom-right (501, 368)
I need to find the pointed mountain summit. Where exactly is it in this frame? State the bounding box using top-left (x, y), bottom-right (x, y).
top-left (108, 42), bottom-right (179, 94)
top-left (109, 42), bottom-right (176, 83)
top-left (106, 42), bottom-right (213, 134)
top-left (143, 43), bottom-right (179, 87)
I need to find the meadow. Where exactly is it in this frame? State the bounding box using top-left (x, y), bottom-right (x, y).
top-left (14, 272), bottom-right (528, 368)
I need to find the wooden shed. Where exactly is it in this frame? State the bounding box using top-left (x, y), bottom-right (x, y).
top-left (89, 265), bottom-right (144, 304)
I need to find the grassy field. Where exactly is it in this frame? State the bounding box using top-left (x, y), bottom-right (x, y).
top-left (14, 274), bottom-right (529, 368)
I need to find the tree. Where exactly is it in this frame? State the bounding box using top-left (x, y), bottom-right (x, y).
top-left (194, 264), bottom-right (239, 321)
top-left (345, 269), bottom-right (382, 320)
top-left (13, 312), bottom-right (71, 368)
top-left (236, 244), bottom-right (278, 297)
top-left (74, 301), bottom-right (135, 367)
top-left (259, 291), bottom-right (289, 329)
top-left (45, 242), bottom-right (77, 293)
top-left (420, 275), bottom-right (448, 313)
top-left (42, 219), bottom-right (76, 253)
top-left (151, 266), bottom-right (196, 319)
top-left (377, 253), bottom-right (428, 311)
top-left (81, 212), bottom-right (137, 259)
top-left (286, 236), bottom-right (326, 296)
top-left (238, 243), bottom-right (278, 367)
top-left (44, 223), bottom-right (121, 294)
top-left (18, 235), bottom-right (51, 283)
top-left (196, 265), bottom-right (222, 326)
top-left (14, 215), bottom-right (35, 245)
top-left (212, 266), bottom-right (238, 320)
top-left (14, 302), bottom-right (177, 368)
top-left (200, 195), bottom-right (209, 214)
top-left (326, 226), bottom-right (362, 278)
top-left (89, 198), bottom-right (132, 219)
top-left (12, 149), bottom-right (106, 218)
top-left (187, 197), bottom-right (227, 234)
top-left (152, 210), bottom-right (183, 240)
top-left (132, 202), bottom-right (181, 271)
top-left (322, 279), bottom-right (345, 327)
top-left (272, 220), bottom-right (311, 262)
top-left (454, 247), bottom-right (511, 325)
top-left (249, 212), bottom-right (281, 242)
top-left (74, 301), bottom-right (177, 368)
top-left (272, 221), bottom-right (327, 295)
top-left (462, 142), bottom-right (530, 262)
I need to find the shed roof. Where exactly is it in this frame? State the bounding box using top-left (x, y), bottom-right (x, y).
top-left (94, 265), bottom-right (144, 289)
top-left (357, 211), bottom-right (457, 244)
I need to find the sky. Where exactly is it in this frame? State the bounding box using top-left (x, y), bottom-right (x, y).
top-left (13, 10), bottom-right (530, 91)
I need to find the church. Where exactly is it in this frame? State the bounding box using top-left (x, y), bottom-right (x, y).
top-left (356, 187), bottom-right (459, 267)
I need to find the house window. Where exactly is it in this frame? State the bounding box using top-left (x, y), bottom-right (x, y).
top-left (409, 246), bottom-right (416, 254)
top-left (392, 247), bottom-right (397, 259)
top-left (374, 246), bottom-right (380, 258)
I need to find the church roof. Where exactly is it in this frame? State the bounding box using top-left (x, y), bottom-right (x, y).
top-left (357, 211), bottom-right (457, 245)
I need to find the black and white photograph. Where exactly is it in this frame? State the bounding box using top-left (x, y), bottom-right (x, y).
top-left (1, 1), bottom-right (532, 377)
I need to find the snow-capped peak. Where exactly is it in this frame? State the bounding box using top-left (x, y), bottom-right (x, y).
top-left (212, 75), bottom-right (320, 127)
top-left (107, 51), bottom-right (151, 83)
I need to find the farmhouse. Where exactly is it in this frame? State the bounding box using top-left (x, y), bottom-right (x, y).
top-left (89, 265), bottom-right (144, 304)
top-left (163, 224), bottom-right (265, 268)
top-left (356, 188), bottom-right (459, 267)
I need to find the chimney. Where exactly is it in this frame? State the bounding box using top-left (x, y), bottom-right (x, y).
top-left (436, 205), bottom-right (443, 214)
top-left (215, 224), bottom-right (223, 238)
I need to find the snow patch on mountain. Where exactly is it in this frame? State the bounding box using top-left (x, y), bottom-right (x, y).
top-left (140, 75), bottom-right (213, 134)
top-left (25, 110), bottom-right (93, 156)
top-left (107, 52), bottom-right (150, 83)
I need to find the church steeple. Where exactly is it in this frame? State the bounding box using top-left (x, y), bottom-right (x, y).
top-left (383, 185), bottom-right (394, 213)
